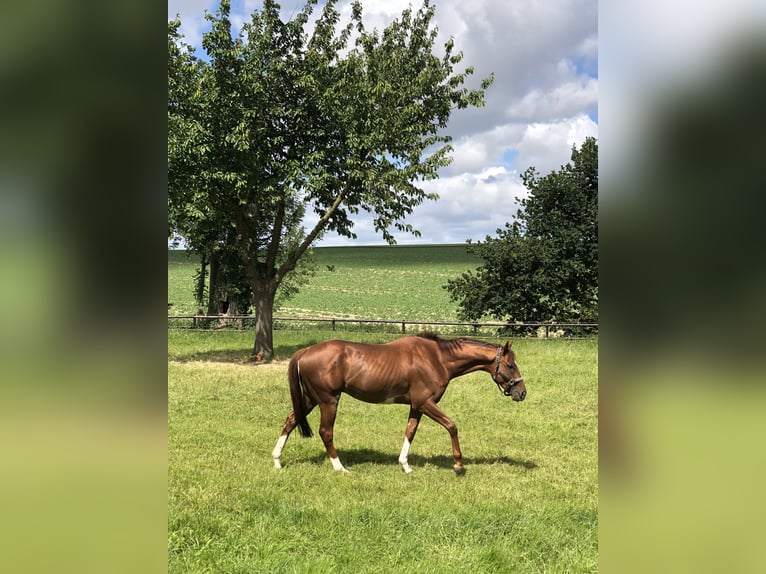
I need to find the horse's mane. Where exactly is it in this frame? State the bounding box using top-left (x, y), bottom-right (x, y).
top-left (415, 330), bottom-right (442, 341)
top-left (415, 331), bottom-right (498, 352)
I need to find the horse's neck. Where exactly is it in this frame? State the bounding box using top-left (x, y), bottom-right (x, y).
top-left (444, 341), bottom-right (496, 378)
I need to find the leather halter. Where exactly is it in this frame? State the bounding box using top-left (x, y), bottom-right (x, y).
top-left (493, 346), bottom-right (524, 396)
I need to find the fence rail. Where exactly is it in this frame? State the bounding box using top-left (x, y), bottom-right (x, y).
top-left (168, 314), bottom-right (598, 338)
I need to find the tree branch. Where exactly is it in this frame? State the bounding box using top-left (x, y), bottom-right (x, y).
top-left (276, 183), bottom-right (348, 281)
top-left (265, 197), bottom-right (286, 273)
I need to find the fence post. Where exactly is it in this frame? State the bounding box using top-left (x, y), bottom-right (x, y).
top-left (332, 318), bottom-right (336, 331)
top-left (401, 321), bottom-right (406, 334)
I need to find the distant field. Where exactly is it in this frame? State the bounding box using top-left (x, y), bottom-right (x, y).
top-left (168, 250), bottom-right (207, 315)
top-left (168, 245), bottom-right (483, 321)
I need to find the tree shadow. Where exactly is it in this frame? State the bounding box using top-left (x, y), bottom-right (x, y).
top-left (169, 348), bottom-right (256, 364)
top-left (169, 342), bottom-right (313, 364)
top-left (297, 448), bottom-right (537, 471)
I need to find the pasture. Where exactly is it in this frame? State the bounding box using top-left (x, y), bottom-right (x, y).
top-left (168, 246), bottom-right (598, 573)
top-left (168, 245), bottom-right (483, 321)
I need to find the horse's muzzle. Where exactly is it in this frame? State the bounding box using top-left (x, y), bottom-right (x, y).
top-left (509, 383), bottom-right (526, 402)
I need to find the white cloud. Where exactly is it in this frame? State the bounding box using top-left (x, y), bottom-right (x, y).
top-left (445, 112), bottom-right (597, 183)
top-left (505, 77), bottom-right (598, 122)
top-left (316, 167), bottom-right (527, 246)
top-left (448, 139), bottom-right (491, 175)
top-left (515, 114), bottom-right (598, 177)
top-left (402, 167), bottom-right (528, 245)
top-left (168, 0), bottom-right (218, 49)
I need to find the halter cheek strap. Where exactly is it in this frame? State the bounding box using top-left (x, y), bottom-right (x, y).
top-left (494, 347), bottom-right (524, 396)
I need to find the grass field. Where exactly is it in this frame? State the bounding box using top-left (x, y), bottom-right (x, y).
top-left (168, 245), bottom-right (598, 572)
top-left (168, 245), bottom-right (483, 321)
top-left (168, 331), bottom-right (598, 573)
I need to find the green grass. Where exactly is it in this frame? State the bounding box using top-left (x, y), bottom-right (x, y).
top-left (168, 333), bottom-right (598, 573)
top-left (168, 245), bottom-right (482, 320)
top-left (168, 250), bottom-right (200, 315)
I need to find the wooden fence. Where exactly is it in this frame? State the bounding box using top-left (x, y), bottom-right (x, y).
top-left (167, 314), bottom-right (598, 339)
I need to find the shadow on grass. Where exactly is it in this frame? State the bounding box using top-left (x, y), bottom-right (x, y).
top-left (169, 342), bottom-right (316, 364)
top-left (297, 448), bottom-right (537, 471)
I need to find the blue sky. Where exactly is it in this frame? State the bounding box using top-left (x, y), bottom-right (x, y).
top-left (169, 0), bottom-right (598, 246)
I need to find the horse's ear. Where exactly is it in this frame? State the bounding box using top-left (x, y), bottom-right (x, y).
top-left (504, 341), bottom-right (512, 352)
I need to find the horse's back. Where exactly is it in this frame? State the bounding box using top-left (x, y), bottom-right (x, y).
top-left (302, 337), bottom-right (435, 367)
top-left (300, 336), bottom-right (432, 358)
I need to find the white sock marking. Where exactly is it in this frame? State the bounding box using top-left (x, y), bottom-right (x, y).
top-left (272, 434), bottom-right (288, 468)
top-left (399, 438), bottom-right (413, 474)
top-left (330, 456), bottom-right (349, 472)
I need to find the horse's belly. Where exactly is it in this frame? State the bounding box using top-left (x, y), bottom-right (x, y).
top-left (344, 381), bottom-right (410, 404)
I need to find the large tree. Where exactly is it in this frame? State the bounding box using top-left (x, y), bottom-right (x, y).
top-left (445, 137), bottom-right (598, 324)
top-left (168, 0), bottom-right (493, 359)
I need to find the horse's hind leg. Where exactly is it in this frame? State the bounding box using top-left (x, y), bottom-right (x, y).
top-left (318, 399), bottom-right (348, 472)
top-left (271, 412), bottom-right (297, 469)
top-left (398, 407), bottom-right (423, 474)
top-left (272, 398), bottom-right (315, 469)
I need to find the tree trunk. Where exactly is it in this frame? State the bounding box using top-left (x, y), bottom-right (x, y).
top-left (206, 252), bottom-right (220, 315)
top-left (252, 287), bottom-right (277, 361)
top-left (195, 252), bottom-right (207, 314)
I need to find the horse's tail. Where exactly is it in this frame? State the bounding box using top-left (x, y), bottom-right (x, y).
top-left (289, 352), bottom-right (313, 438)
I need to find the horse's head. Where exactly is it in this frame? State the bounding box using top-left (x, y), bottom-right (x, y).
top-left (493, 341), bottom-right (526, 402)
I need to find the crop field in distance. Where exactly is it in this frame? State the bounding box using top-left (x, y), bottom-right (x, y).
top-left (168, 244), bottom-right (484, 322)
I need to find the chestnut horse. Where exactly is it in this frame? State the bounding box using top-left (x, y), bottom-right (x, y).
top-left (271, 332), bottom-right (526, 474)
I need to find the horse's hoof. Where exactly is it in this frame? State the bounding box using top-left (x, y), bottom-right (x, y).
top-left (453, 466), bottom-right (465, 476)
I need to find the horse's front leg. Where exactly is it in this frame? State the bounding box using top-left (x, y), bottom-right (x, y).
top-left (420, 400), bottom-right (465, 475)
top-left (399, 407), bottom-right (423, 474)
top-left (318, 398), bottom-right (348, 472)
